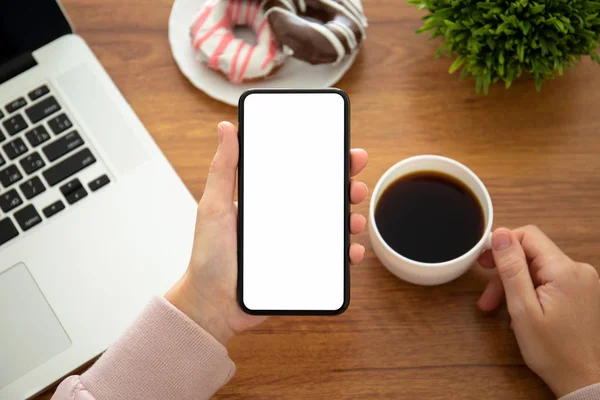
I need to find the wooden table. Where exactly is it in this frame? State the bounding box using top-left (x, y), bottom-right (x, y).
top-left (38, 0), bottom-right (600, 398)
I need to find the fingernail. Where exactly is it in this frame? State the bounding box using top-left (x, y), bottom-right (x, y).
top-left (217, 124), bottom-right (225, 144)
top-left (492, 230), bottom-right (512, 251)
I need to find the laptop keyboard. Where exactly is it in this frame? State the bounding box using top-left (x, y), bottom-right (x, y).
top-left (0, 84), bottom-right (111, 247)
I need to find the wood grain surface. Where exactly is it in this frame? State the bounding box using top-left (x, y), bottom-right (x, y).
top-left (36, 0), bottom-right (600, 398)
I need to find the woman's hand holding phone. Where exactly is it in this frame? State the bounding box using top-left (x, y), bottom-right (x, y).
top-left (477, 226), bottom-right (600, 397)
top-left (166, 122), bottom-right (369, 344)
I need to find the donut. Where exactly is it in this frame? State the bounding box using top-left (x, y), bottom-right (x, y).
top-left (264, 0), bottom-right (368, 65)
top-left (190, 0), bottom-right (288, 83)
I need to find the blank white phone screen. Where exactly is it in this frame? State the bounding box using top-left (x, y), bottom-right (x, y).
top-left (242, 92), bottom-right (346, 311)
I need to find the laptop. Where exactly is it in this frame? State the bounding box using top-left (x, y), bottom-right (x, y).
top-left (0, 1), bottom-right (197, 398)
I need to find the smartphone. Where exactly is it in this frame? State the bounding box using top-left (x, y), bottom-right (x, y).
top-left (238, 89), bottom-right (350, 315)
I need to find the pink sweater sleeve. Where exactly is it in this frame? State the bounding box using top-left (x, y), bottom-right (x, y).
top-left (51, 296), bottom-right (235, 400)
top-left (50, 296), bottom-right (600, 399)
top-left (559, 384), bottom-right (600, 400)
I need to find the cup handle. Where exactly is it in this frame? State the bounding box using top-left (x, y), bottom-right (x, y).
top-left (481, 231), bottom-right (493, 253)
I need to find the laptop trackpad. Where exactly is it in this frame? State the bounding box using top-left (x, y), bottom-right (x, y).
top-left (0, 263), bottom-right (71, 389)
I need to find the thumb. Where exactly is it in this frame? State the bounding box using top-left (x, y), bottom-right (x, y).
top-left (491, 228), bottom-right (541, 319)
top-left (201, 122), bottom-right (239, 208)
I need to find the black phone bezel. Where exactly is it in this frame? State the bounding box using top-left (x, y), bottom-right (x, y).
top-left (237, 88), bottom-right (351, 316)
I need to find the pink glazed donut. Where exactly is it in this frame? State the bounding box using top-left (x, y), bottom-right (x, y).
top-left (190, 0), bottom-right (288, 83)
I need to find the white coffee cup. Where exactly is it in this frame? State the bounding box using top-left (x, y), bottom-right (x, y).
top-left (369, 155), bottom-right (493, 286)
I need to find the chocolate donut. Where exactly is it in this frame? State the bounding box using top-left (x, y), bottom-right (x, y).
top-left (264, 0), bottom-right (368, 65)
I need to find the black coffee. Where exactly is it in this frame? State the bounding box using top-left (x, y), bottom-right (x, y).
top-left (375, 171), bottom-right (484, 263)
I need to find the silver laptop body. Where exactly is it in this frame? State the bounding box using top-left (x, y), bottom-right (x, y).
top-left (0, 2), bottom-right (197, 398)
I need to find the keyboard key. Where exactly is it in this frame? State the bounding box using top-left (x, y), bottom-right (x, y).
top-left (0, 110), bottom-right (3, 120)
top-left (0, 127), bottom-right (5, 143)
top-left (14, 205), bottom-right (42, 231)
top-left (42, 148), bottom-right (96, 186)
top-left (5, 97), bottom-right (27, 114)
top-left (48, 114), bottom-right (72, 135)
top-left (43, 131), bottom-right (83, 162)
top-left (89, 174), bottom-right (110, 192)
top-left (66, 186), bottom-right (87, 205)
top-left (25, 126), bottom-right (51, 147)
top-left (0, 189), bottom-right (22, 212)
top-left (0, 217), bottom-right (18, 246)
top-left (43, 200), bottom-right (65, 218)
top-left (0, 154), bottom-right (4, 167)
top-left (19, 152), bottom-right (45, 175)
top-left (0, 165), bottom-right (23, 188)
top-left (25, 96), bottom-right (61, 123)
top-left (28, 85), bottom-right (50, 101)
top-left (60, 178), bottom-right (82, 195)
top-left (2, 114), bottom-right (28, 136)
top-left (3, 138), bottom-right (28, 160)
top-left (20, 177), bottom-right (46, 200)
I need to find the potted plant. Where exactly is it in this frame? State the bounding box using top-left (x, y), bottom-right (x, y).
top-left (410, 0), bottom-right (600, 93)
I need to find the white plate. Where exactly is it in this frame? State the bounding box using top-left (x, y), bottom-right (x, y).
top-left (169, 0), bottom-right (359, 107)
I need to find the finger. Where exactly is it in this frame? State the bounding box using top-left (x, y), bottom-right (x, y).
top-left (514, 225), bottom-right (569, 282)
top-left (349, 243), bottom-right (366, 265)
top-left (491, 228), bottom-right (542, 317)
top-left (477, 274), bottom-right (505, 312)
top-left (350, 213), bottom-right (367, 235)
top-left (202, 122), bottom-right (239, 208)
top-left (477, 249), bottom-right (495, 269)
top-left (350, 179), bottom-right (368, 205)
top-left (514, 225), bottom-right (566, 261)
top-left (350, 149), bottom-right (368, 176)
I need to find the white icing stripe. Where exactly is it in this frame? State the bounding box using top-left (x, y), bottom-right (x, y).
top-left (237, 2), bottom-right (247, 25)
top-left (296, 0), bottom-right (307, 12)
top-left (308, 22), bottom-right (346, 63)
top-left (229, 44), bottom-right (244, 80)
top-left (342, 22), bottom-right (359, 47)
top-left (273, 0), bottom-right (297, 13)
top-left (329, 21), bottom-right (356, 49)
top-left (319, 0), bottom-right (367, 40)
top-left (328, 22), bottom-right (353, 50)
top-left (350, 0), bottom-right (364, 13)
top-left (326, 23), bottom-right (347, 49)
top-left (339, 0), bottom-right (368, 26)
top-left (266, 7), bottom-right (298, 19)
top-left (341, 23), bottom-right (359, 48)
top-left (263, 6), bottom-right (282, 18)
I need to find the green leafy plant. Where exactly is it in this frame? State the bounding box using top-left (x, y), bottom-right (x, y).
top-left (409, 0), bottom-right (600, 93)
